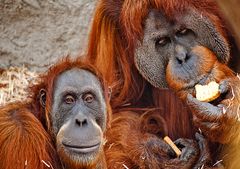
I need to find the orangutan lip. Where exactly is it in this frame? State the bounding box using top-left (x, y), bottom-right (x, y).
top-left (182, 74), bottom-right (210, 91)
top-left (63, 142), bottom-right (100, 153)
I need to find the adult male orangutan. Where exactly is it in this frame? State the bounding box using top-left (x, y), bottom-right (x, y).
top-left (87, 0), bottom-right (240, 168)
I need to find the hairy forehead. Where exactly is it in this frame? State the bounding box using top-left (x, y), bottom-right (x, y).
top-left (54, 68), bottom-right (102, 90)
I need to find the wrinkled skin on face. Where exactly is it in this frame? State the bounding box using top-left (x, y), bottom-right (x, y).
top-left (50, 68), bottom-right (107, 169)
top-left (134, 7), bottom-right (240, 143)
top-left (135, 8), bottom-right (229, 88)
top-left (166, 46), bottom-right (233, 99)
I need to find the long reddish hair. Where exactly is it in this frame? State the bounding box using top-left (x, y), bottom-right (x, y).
top-left (87, 0), bottom-right (228, 109)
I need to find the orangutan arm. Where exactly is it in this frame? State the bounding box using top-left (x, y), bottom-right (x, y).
top-left (105, 111), bottom-right (207, 169)
top-left (187, 77), bottom-right (240, 144)
top-left (0, 103), bottom-right (60, 169)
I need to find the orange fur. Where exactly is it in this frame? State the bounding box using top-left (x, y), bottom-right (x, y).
top-left (0, 103), bottom-right (60, 169)
top-left (105, 110), bottom-right (222, 169)
top-left (0, 58), bottom-right (111, 169)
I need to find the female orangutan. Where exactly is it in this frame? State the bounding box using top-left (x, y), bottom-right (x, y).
top-left (0, 58), bottom-right (112, 169)
top-left (87, 0), bottom-right (240, 168)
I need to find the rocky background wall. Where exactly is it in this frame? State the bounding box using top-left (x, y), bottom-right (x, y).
top-left (0, 0), bottom-right (97, 72)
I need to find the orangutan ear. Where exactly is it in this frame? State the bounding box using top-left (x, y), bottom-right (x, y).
top-left (39, 89), bottom-right (46, 108)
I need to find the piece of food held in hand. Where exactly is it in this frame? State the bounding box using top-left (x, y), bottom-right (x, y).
top-left (163, 136), bottom-right (182, 157)
top-left (166, 46), bottom-right (235, 102)
top-left (105, 110), bottom-right (214, 169)
top-left (195, 81), bottom-right (220, 102)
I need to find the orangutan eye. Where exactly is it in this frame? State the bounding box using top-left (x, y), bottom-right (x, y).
top-left (176, 28), bottom-right (192, 36)
top-left (82, 93), bottom-right (95, 103)
top-left (156, 37), bottom-right (171, 47)
top-left (64, 95), bottom-right (75, 104)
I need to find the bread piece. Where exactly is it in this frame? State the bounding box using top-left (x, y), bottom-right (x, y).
top-left (195, 81), bottom-right (220, 102)
top-left (163, 136), bottom-right (181, 157)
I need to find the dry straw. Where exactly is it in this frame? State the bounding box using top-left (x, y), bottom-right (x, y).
top-left (0, 66), bottom-right (39, 106)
